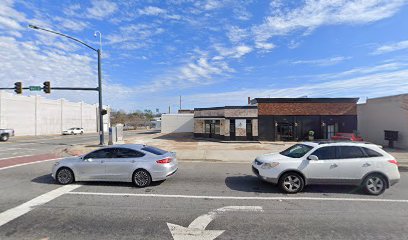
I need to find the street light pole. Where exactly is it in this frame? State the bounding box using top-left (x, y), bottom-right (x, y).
top-left (28, 24), bottom-right (105, 145)
top-left (94, 31), bottom-right (104, 145)
top-left (97, 49), bottom-right (104, 145)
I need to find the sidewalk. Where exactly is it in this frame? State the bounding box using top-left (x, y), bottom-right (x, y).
top-left (64, 132), bottom-right (408, 168)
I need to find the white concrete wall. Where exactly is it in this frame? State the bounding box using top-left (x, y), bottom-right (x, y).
top-left (0, 91), bottom-right (108, 136)
top-left (358, 94), bottom-right (408, 149)
top-left (161, 114), bottom-right (194, 133)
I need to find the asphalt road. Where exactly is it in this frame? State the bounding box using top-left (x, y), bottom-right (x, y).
top-left (0, 160), bottom-right (407, 240)
top-left (0, 131), bottom-right (145, 160)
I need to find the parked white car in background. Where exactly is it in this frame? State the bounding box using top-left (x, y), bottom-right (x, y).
top-left (62, 127), bottom-right (84, 135)
top-left (252, 141), bottom-right (400, 195)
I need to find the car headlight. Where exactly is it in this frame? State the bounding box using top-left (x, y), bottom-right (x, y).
top-left (261, 162), bottom-right (279, 169)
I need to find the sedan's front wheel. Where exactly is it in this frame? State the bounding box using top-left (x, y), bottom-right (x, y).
top-left (56, 168), bottom-right (74, 185)
top-left (278, 172), bottom-right (304, 194)
top-left (133, 169), bottom-right (152, 188)
top-left (363, 174), bottom-right (386, 195)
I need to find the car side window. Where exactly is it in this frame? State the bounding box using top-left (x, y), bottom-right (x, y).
top-left (310, 146), bottom-right (336, 160)
top-left (337, 146), bottom-right (366, 159)
top-left (114, 148), bottom-right (145, 158)
top-left (362, 147), bottom-right (383, 157)
top-left (84, 149), bottom-right (114, 159)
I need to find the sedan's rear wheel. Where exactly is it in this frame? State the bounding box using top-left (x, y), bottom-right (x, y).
top-left (278, 172), bottom-right (304, 194)
top-left (0, 134), bottom-right (9, 141)
top-left (133, 169), bottom-right (151, 188)
top-left (363, 174), bottom-right (386, 195)
top-left (56, 168), bottom-right (74, 185)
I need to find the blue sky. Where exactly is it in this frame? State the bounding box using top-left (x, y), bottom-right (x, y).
top-left (1, 0), bottom-right (408, 112)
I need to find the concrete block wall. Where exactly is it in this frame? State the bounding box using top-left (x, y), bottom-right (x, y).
top-left (0, 91), bottom-right (106, 136)
top-left (161, 114), bottom-right (194, 133)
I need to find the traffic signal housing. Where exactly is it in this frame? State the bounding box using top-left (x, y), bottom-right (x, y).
top-left (43, 81), bottom-right (51, 94)
top-left (14, 82), bottom-right (22, 94)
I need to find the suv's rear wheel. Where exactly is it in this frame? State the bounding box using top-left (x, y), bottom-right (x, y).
top-left (278, 172), bottom-right (304, 194)
top-left (363, 174), bottom-right (386, 195)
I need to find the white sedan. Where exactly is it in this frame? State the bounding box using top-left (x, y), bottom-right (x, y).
top-left (52, 144), bottom-right (178, 187)
top-left (62, 127), bottom-right (84, 135)
top-left (252, 141), bottom-right (400, 195)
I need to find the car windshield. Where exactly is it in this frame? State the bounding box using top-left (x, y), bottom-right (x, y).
top-left (280, 144), bottom-right (314, 158)
top-left (69, 128), bottom-right (75, 130)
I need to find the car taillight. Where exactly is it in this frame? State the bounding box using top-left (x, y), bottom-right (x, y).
top-left (156, 157), bottom-right (172, 164)
top-left (388, 160), bottom-right (399, 166)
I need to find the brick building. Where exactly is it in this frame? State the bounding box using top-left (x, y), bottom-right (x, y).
top-left (253, 98), bottom-right (358, 141)
top-left (194, 98), bottom-right (358, 141)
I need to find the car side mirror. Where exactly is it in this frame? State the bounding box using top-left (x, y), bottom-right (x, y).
top-left (308, 155), bottom-right (319, 161)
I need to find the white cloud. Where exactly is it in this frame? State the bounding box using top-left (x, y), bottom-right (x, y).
top-left (0, 0), bottom-right (26, 31)
top-left (291, 56), bottom-right (351, 66)
top-left (54, 17), bottom-right (88, 32)
top-left (214, 45), bottom-right (253, 59)
top-left (105, 23), bottom-right (164, 49)
top-left (227, 26), bottom-right (249, 43)
top-left (182, 63), bottom-right (408, 107)
top-left (373, 40), bottom-right (408, 54)
top-left (252, 0), bottom-right (407, 50)
top-left (86, 0), bottom-right (118, 19)
top-left (63, 4), bottom-right (81, 16)
top-left (147, 56), bottom-right (234, 90)
top-left (138, 6), bottom-right (166, 16)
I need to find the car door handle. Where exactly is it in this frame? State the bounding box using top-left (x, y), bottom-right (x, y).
top-left (132, 160), bottom-right (136, 163)
top-left (362, 163), bottom-right (371, 167)
top-left (330, 163), bottom-right (338, 168)
top-left (101, 160), bottom-right (105, 163)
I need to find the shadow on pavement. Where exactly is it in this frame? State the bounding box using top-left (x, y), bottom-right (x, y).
top-left (32, 174), bottom-right (165, 188)
top-left (153, 133), bottom-right (197, 143)
top-left (225, 175), bottom-right (365, 195)
top-left (32, 174), bottom-right (56, 185)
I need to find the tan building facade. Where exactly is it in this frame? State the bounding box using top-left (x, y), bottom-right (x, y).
top-left (358, 94), bottom-right (408, 149)
top-left (194, 106), bottom-right (258, 141)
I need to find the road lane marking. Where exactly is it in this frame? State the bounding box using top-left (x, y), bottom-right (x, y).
top-left (168, 206), bottom-right (263, 240)
top-left (0, 184), bottom-right (81, 227)
top-left (67, 192), bottom-right (408, 203)
top-left (0, 158), bottom-right (62, 171)
top-left (0, 154), bottom-right (34, 161)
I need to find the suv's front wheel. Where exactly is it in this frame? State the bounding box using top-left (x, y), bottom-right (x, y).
top-left (363, 174), bottom-right (386, 195)
top-left (278, 172), bottom-right (305, 194)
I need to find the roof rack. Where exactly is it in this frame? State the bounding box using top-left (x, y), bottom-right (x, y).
top-left (316, 140), bottom-right (374, 145)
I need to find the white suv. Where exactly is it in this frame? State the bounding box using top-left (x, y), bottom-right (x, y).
top-left (252, 142), bottom-right (400, 195)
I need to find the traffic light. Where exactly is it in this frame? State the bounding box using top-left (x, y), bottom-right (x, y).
top-left (14, 82), bottom-right (22, 94)
top-left (101, 109), bottom-right (108, 115)
top-left (43, 81), bottom-right (51, 94)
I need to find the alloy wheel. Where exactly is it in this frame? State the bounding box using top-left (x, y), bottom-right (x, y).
top-left (283, 175), bottom-right (301, 192)
top-left (133, 170), bottom-right (151, 187)
top-left (57, 169), bottom-right (73, 184)
top-left (366, 176), bottom-right (385, 195)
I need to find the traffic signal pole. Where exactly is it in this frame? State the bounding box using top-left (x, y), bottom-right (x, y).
top-left (28, 24), bottom-right (106, 145)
